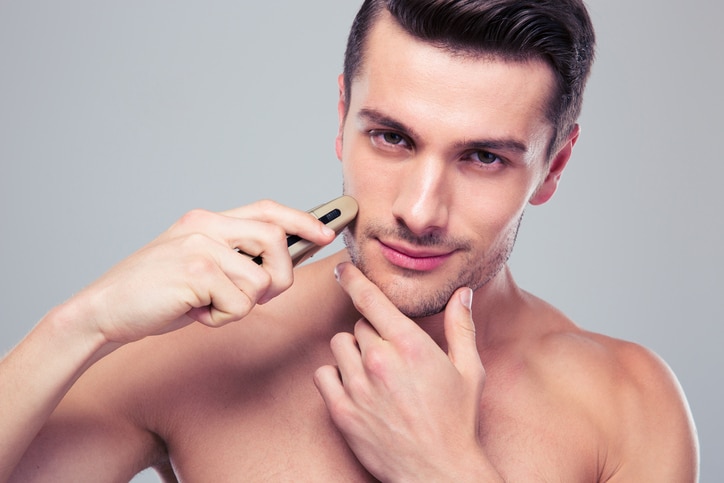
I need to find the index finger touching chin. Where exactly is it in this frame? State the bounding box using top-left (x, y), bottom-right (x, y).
top-left (334, 262), bottom-right (416, 341)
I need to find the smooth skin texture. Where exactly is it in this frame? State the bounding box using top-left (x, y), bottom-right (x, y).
top-left (1, 201), bottom-right (337, 481)
top-left (3, 11), bottom-right (697, 483)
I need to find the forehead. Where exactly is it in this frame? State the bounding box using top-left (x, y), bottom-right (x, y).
top-left (349, 12), bottom-right (556, 148)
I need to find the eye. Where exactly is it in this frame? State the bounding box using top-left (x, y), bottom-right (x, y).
top-left (382, 132), bottom-right (404, 145)
top-left (470, 150), bottom-right (504, 166)
top-left (370, 130), bottom-right (411, 149)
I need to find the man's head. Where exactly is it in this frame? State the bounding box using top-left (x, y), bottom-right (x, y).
top-left (343, 0), bottom-right (595, 158)
top-left (336, 0), bottom-right (595, 319)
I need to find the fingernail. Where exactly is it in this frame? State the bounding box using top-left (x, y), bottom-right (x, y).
top-left (334, 264), bottom-right (341, 281)
top-left (322, 226), bottom-right (335, 238)
top-left (460, 287), bottom-right (473, 310)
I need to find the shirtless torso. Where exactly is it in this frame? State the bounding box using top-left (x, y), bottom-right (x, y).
top-left (4, 2), bottom-right (698, 480)
top-left (15, 252), bottom-right (696, 482)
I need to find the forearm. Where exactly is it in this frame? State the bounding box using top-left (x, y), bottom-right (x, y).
top-left (0, 299), bottom-right (116, 480)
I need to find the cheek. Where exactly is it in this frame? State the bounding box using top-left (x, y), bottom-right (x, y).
top-left (456, 183), bottom-right (529, 241)
top-left (346, 162), bottom-right (380, 190)
top-left (341, 141), bottom-right (394, 204)
top-left (343, 161), bottom-right (390, 228)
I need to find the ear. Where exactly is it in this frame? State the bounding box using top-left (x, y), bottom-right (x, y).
top-left (335, 74), bottom-right (346, 161)
top-left (529, 124), bottom-right (580, 206)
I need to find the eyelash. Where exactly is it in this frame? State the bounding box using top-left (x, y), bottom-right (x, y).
top-left (369, 129), bottom-right (508, 168)
top-left (369, 130), bottom-right (411, 150)
top-left (465, 150), bottom-right (507, 167)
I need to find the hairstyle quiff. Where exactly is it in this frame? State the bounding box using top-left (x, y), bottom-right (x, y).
top-left (343, 0), bottom-right (596, 156)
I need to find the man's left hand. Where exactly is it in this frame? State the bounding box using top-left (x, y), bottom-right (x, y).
top-left (314, 262), bottom-right (497, 481)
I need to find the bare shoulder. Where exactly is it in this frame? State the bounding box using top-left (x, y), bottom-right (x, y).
top-left (15, 254), bottom-right (349, 481)
top-left (525, 301), bottom-right (699, 482)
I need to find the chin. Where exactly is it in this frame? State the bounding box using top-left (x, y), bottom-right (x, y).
top-left (342, 222), bottom-right (512, 318)
top-left (344, 231), bottom-right (458, 318)
top-left (383, 274), bottom-right (464, 318)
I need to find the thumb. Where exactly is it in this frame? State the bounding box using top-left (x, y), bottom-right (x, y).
top-left (444, 287), bottom-right (483, 378)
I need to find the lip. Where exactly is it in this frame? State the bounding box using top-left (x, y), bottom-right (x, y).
top-left (377, 239), bottom-right (454, 271)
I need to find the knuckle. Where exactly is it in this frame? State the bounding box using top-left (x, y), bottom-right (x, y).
top-left (183, 253), bottom-right (217, 279)
top-left (275, 270), bottom-right (294, 292)
top-left (229, 295), bottom-right (256, 319)
top-left (458, 319), bottom-right (477, 339)
top-left (396, 336), bottom-right (421, 360)
top-left (330, 331), bottom-right (353, 352)
top-left (362, 345), bottom-right (387, 378)
top-left (177, 208), bottom-right (212, 228)
top-left (210, 295), bottom-right (255, 327)
top-left (250, 268), bottom-right (273, 293)
top-left (266, 223), bottom-right (288, 244)
top-left (181, 231), bottom-right (210, 247)
top-left (253, 198), bottom-right (281, 215)
top-left (329, 395), bottom-right (356, 427)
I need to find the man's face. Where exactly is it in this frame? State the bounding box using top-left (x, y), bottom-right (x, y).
top-left (337, 13), bottom-right (568, 318)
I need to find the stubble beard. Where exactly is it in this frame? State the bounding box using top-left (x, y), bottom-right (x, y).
top-left (343, 215), bottom-right (523, 319)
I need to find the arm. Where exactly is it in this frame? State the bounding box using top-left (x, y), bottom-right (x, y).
top-left (0, 200), bottom-right (335, 481)
top-left (604, 344), bottom-right (699, 482)
top-left (314, 262), bottom-right (504, 482)
top-left (0, 302), bottom-right (115, 481)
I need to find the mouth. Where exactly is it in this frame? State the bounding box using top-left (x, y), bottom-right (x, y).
top-left (377, 239), bottom-right (454, 271)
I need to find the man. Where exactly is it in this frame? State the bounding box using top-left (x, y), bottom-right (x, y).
top-left (1, 0), bottom-right (698, 481)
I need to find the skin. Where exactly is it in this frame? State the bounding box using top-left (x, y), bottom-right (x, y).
top-left (3, 11), bottom-right (697, 483)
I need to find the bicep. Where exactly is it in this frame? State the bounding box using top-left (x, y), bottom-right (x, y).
top-left (10, 349), bottom-right (169, 482)
top-left (10, 398), bottom-right (165, 482)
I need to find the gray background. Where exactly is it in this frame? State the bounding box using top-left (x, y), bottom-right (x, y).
top-left (1, 1), bottom-right (720, 481)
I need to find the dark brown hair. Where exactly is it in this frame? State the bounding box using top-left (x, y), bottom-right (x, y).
top-left (343, 0), bottom-right (596, 157)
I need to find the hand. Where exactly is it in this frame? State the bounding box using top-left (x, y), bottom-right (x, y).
top-left (314, 262), bottom-right (497, 482)
top-left (69, 200), bottom-right (335, 345)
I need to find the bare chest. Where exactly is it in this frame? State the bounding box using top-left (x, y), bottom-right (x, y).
top-left (154, 370), bottom-right (603, 482)
top-left (156, 360), bottom-right (375, 482)
top-left (476, 359), bottom-right (607, 482)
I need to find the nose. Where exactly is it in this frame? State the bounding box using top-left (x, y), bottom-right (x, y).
top-left (391, 155), bottom-right (450, 236)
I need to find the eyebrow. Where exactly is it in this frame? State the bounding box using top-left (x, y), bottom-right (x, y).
top-left (358, 108), bottom-right (418, 138)
top-left (357, 108), bottom-right (529, 154)
top-left (455, 138), bottom-right (529, 154)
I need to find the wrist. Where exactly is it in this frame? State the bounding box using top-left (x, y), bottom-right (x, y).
top-left (46, 292), bottom-right (121, 364)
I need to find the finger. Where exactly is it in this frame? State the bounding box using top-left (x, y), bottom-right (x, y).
top-left (184, 265), bottom-right (257, 327)
top-left (213, 243), bottom-right (287, 305)
top-left (313, 365), bottom-right (348, 414)
top-left (353, 318), bottom-right (382, 348)
top-left (334, 262), bottom-right (417, 342)
top-left (222, 222), bottom-right (295, 302)
top-left (329, 331), bottom-right (364, 386)
top-left (170, 216), bottom-right (295, 303)
top-left (164, 205), bottom-right (335, 259)
top-left (222, 200), bottom-right (337, 247)
top-left (444, 287), bottom-right (484, 380)
top-left (186, 285), bottom-right (254, 327)
top-left (165, 232), bottom-right (275, 323)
